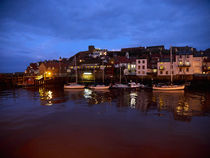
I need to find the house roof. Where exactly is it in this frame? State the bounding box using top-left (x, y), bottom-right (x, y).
top-left (176, 51), bottom-right (193, 55)
top-left (159, 58), bottom-right (170, 62)
top-left (114, 56), bottom-right (136, 64)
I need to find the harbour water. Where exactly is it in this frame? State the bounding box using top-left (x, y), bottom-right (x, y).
top-left (0, 87), bottom-right (210, 158)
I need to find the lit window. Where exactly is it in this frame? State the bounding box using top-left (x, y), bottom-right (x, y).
top-left (138, 66), bottom-right (141, 69)
top-left (153, 69), bottom-right (157, 73)
top-left (159, 66), bottom-right (164, 70)
top-left (142, 71), bottom-right (145, 74)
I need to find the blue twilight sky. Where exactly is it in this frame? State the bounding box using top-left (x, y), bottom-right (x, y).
top-left (0, 0), bottom-right (210, 73)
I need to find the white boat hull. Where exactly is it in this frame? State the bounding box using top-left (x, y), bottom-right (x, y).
top-left (153, 85), bottom-right (185, 90)
top-left (112, 84), bottom-right (129, 88)
top-left (89, 85), bottom-right (110, 90)
top-left (64, 83), bottom-right (85, 89)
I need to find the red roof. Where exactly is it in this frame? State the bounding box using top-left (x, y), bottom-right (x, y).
top-left (114, 57), bottom-right (136, 64)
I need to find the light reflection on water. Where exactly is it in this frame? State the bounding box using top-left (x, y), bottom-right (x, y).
top-left (35, 87), bottom-right (210, 120)
top-left (0, 87), bottom-right (210, 158)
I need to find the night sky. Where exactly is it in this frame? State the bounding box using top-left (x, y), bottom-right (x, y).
top-left (0, 0), bottom-right (210, 73)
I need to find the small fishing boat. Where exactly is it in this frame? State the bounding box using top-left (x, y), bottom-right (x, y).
top-left (153, 46), bottom-right (185, 91)
top-left (128, 82), bottom-right (140, 88)
top-left (112, 64), bottom-right (129, 89)
top-left (64, 83), bottom-right (85, 89)
top-left (64, 56), bottom-right (85, 89)
top-left (89, 85), bottom-right (110, 90)
top-left (152, 84), bottom-right (185, 90)
top-left (112, 83), bottom-right (129, 88)
top-left (89, 62), bottom-right (110, 90)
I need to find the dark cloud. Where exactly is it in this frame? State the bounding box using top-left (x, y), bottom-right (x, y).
top-left (0, 0), bottom-right (209, 72)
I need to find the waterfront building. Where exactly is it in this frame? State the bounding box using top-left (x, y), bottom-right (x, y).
top-left (192, 54), bottom-right (203, 74)
top-left (39, 61), bottom-right (69, 77)
top-left (25, 62), bottom-right (40, 75)
top-left (174, 51), bottom-right (194, 75)
top-left (202, 57), bottom-right (210, 74)
top-left (157, 59), bottom-right (175, 76)
top-left (136, 59), bottom-right (148, 76)
top-left (146, 45), bottom-right (165, 51)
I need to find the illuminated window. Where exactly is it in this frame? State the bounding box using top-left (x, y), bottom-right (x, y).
top-left (142, 71), bottom-right (145, 74)
top-left (153, 69), bottom-right (157, 73)
top-left (159, 66), bottom-right (164, 70)
top-left (131, 64), bottom-right (135, 68)
top-left (185, 61), bottom-right (190, 65)
top-left (138, 66), bottom-right (141, 69)
top-left (138, 71), bottom-right (140, 74)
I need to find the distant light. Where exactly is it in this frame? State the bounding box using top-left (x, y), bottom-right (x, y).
top-left (83, 72), bottom-right (92, 75)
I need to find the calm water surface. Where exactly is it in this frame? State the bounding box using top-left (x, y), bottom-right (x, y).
top-left (0, 87), bottom-right (210, 158)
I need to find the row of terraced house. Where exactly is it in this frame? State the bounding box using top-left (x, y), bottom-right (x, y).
top-left (25, 45), bottom-right (210, 80)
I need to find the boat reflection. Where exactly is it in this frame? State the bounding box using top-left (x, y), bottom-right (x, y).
top-left (37, 87), bottom-right (209, 121)
top-left (85, 89), bottom-right (112, 105)
top-left (152, 90), bottom-right (208, 121)
top-left (39, 87), bottom-right (67, 106)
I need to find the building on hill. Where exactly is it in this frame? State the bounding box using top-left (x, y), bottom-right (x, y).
top-left (25, 62), bottom-right (40, 75)
top-left (121, 47), bottom-right (146, 58)
top-left (39, 61), bottom-right (69, 77)
top-left (107, 50), bottom-right (123, 57)
top-left (146, 45), bottom-right (165, 51)
top-left (202, 57), bottom-right (210, 74)
top-left (171, 46), bottom-right (196, 54)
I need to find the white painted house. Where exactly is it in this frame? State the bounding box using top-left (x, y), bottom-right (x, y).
top-left (174, 52), bottom-right (194, 75)
top-left (136, 59), bottom-right (147, 76)
top-left (157, 59), bottom-right (175, 76)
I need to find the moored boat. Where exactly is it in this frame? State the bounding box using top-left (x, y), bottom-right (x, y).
top-left (89, 85), bottom-right (110, 90)
top-left (64, 83), bottom-right (85, 89)
top-left (152, 84), bottom-right (185, 90)
top-left (64, 56), bottom-right (85, 89)
top-left (153, 46), bottom-right (185, 91)
top-left (128, 82), bottom-right (140, 88)
top-left (112, 83), bottom-right (129, 88)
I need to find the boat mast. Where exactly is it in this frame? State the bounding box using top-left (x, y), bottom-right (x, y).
top-left (102, 64), bottom-right (105, 83)
top-left (170, 46), bottom-right (173, 84)
top-left (120, 64), bottom-right (121, 83)
top-left (75, 56), bottom-right (78, 83)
